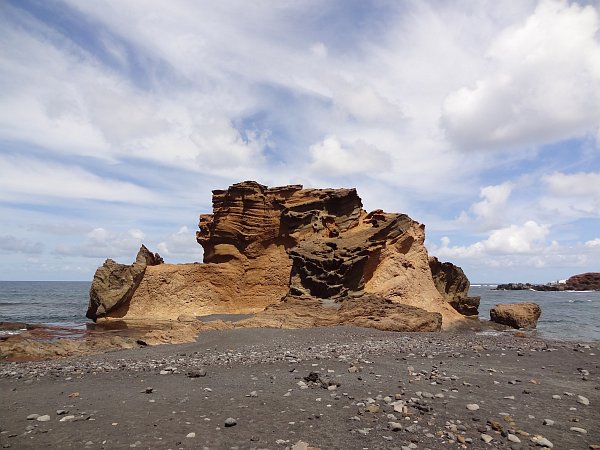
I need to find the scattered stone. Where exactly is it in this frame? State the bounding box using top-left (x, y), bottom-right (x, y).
top-left (186, 432), bottom-right (196, 438)
top-left (577, 395), bottom-right (590, 406)
top-left (531, 435), bottom-right (553, 448)
top-left (507, 434), bottom-right (521, 443)
top-left (543, 419), bottom-right (554, 426)
top-left (388, 422), bottom-right (403, 432)
top-left (570, 427), bottom-right (587, 434)
top-left (466, 404), bottom-right (480, 411)
top-left (26, 414), bottom-right (39, 420)
top-left (187, 369), bottom-right (207, 378)
top-left (481, 433), bottom-right (493, 443)
top-left (36, 415), bottom-right (50, 422)
top-left (224, 417), bottom-right (237, 427)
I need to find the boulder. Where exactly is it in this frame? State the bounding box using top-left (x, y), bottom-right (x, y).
top-left (86, 245), bottom-right (163, 321)
top-left (88, 181), bottom-right (465, 330)
top-left (489, 303), bottom-right (541, 329)
top-left (565, 272), bottom-right (600, 291)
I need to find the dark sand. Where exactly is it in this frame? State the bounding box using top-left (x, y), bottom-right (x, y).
top-left (1, 327), bottom-right (598, 449)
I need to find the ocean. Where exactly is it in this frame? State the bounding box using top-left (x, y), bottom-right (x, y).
top-left (0, 281), bottom-right (599, 341)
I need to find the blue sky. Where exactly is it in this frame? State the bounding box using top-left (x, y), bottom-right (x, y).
top-left (0, 0), bottom-right (599, 283)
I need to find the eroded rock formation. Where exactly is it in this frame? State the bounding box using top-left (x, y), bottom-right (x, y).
top-left (88, 181), bottom-right (466, 330)
top-left (429, 257), bottom-right (480, 316)
top-left (87, 245), bottom-right (163, 320)
top-left (490, 303), bottom-right (542, 329)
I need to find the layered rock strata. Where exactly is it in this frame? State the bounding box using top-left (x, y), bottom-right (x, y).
top-left (88, 181), bottom-right (465, 330)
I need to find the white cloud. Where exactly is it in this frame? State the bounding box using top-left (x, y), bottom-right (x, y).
top-left (0, 235), bottom-right (44, 254)
top-left (585, 238), bottom-right (600, 248)
top-left (55, 227), bottom-right (146, 259)
top-left (441, 0), bottom-right (600, 150)
top-left (539, 172), bottom-right (600, 218)
top-left (470, 182), bottom-right (514, 228)
top-left (309, 136), bottom-right (392, 176)
top-left (0, 155), bottom-right (158, 204)
top-left (157, 226), bottom-right (203, 260)
top-left (434, 221), bottom-right (550, 260)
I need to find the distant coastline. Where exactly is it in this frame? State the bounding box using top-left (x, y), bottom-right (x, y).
top-left (494, 272), bottom-right (600, 292)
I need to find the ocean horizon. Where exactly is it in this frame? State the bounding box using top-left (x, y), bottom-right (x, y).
top-left (1, 281), bottom-right (598, 342)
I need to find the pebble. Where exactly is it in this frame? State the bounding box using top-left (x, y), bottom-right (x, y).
top-left (224, 417), bottom-right (237, 427)
top-left (481, 433), bottom-right (493, 443)
top-left (543, 419), bottom-right (554, 426)
top-left (36, 415), bottom-right (50, 422)
top-left (531, 436), bottom-right (553, 448)
top-left (507, 434), bottom-right (521, 443)
top-left (388, 422), bottom-right (403, 431)
top-left (26, 414), bottom-right (39, 420)
top-left (186, 432), bottom-right (196, 438)
top-left (466, 404), bottom-right (480, 411)
top-left (577, 395), bottom-right (589, 406)
top-left (570, 427), bottom-right (587, 434)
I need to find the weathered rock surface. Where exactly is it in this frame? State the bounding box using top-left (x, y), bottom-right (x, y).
top-left (489, 302), bottom-right (542, 329)
top-left (429, 257), bottom-right (479, 316)
top-left (87, 245), bottom-right (163, 321)
top-left (565, 272), bottom-right (600, 291)
top-left (88, 181), bottom-right (464, 330)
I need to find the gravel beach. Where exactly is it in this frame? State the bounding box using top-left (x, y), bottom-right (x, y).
top-left (1, 327), bottom-right (598, 449)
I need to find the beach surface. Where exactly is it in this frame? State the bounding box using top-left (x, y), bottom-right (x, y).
top-left (1, 327), bottom-right (598, 449)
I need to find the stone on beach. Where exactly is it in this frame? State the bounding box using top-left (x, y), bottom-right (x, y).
top-left (490, 302), bottom-right (542, 329)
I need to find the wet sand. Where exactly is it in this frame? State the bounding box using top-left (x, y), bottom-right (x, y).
top-left (1, 327), bottom-right (598, 449)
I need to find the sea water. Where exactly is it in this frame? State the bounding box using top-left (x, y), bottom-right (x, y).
top-left (0, 281), bottom-right (599, 341)
top-left (470, 285), bottom-right (600, 342)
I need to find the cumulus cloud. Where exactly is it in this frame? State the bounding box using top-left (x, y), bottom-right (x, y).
top-left (539, 172), bottom-right (600, 218)
top-left (157, 226), bottom-right (203, 260)
top-left (469, 182), bottom-right (514, 229)
top-left (442, 0), bottom-right (600, 150)
top-left (0, 235), bottom-right (44, 254)
top-left (585, 238), bottom-right (600, 248)
top-left (55, 228), bottom-right (145, 259)
top-left (433, 221), bottom-right (550, 260)
top-left (309, 136), bottom-right (392, 176)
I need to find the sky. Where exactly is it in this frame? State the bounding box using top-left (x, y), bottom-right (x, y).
top-left (0, 0), bottom-right (599, 283)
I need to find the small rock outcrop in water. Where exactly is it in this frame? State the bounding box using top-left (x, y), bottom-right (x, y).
top-left (495, 282), bottom-right (562, 291)
top-left (489, 303), bottom-right (542, 329)
top-left (88, 181), bottom-right (467, 330)
top-left (565, 272), bottom-right (600, 291)
top-left (87, 245), bottom-right (163, 320)
top-left (428, 257), bottom-right (480, 316)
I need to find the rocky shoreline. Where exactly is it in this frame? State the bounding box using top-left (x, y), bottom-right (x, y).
top-left (1, 327), bottom-right (598, 449)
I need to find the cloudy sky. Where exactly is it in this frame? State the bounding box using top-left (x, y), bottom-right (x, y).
top-left (1, 0), bottom-right (599, 283)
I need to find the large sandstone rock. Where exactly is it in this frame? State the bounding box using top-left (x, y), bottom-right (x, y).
top-left (489, 303), bottom-right (542, 329)
top-left (87, 245), bottom-right (163, 321)
top-left (429, 256), bottom-right (480, 316)
top-left (565, 272), bottom-right (600, 291)
top-left (89, 181), bottom-right (465, 330)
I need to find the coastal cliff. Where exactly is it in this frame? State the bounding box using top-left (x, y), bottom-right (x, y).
top-left (87, 181), bottom-right (468, 330)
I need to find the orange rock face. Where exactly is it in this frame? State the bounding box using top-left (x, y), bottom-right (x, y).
top-left (88, 181), bottom-right (465, 330)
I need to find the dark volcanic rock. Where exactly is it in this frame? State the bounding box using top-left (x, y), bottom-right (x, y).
top-left (448, 296), bottom-right (480, 316)
top-left (429, 256), bottom-right (479, 316)
top-left (490, 302), bottom-right (541, 329)
top-left (565, 272), bottom-right (600, 291)
top-left (86, 245), bottom-right (163, 321)
top-left (495, 283), bottom-right (562, 291)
